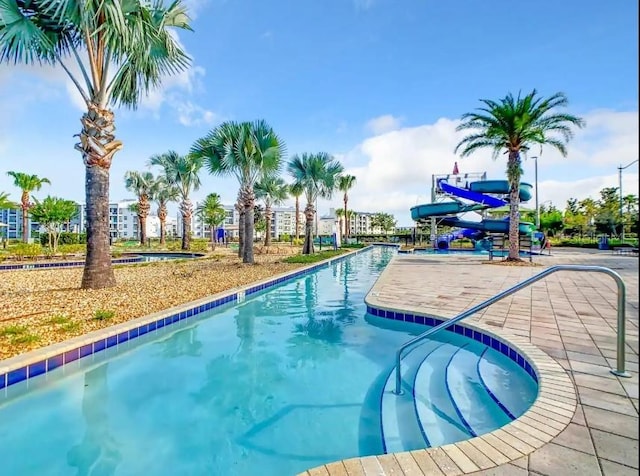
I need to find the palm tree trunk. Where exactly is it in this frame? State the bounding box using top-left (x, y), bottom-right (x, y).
top-left (81, 163), bottom-right (116, 289)
top-left (180, 198), bottom-right (193, 250)
top-left (158, 205), bottom-right (167, 246)
top-left (241, 184), bottom-right (256, 264)
top-left (264, 202), bottom-right (272, 247)
top-left (507, 152), bottom-right (522, 261)
top-left (294, 196), bottom-right (300, 240)
top-left (343, 196), bottom-right (348, 237)
top-left (79, 103), bottom-right (120, 290)
top-left (20, 191), bottom-right (29, 242)
top-left (236, 195), bottom-right (244, 258)
top-left (138, 196), bottom-right (150, 246)
top-left (303, 202), bottom-right (315, 255)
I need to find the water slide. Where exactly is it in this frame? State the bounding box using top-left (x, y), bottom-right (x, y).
top-left (410, 179), bottom-right (535, 240)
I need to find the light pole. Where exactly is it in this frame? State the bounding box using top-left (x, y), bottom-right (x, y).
top-left (618, 159), bottom-right (639, 243)
top-left (532, 156), bottom-right (540, 229)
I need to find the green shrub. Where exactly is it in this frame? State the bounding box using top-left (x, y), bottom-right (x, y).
top-left (61, 322), bottom-right (81, 332)
top-left (58, 244), bottom-right (86, 258)
top-left (190, 239), bottom-right (210, 252)
top-left (166, 241), bottom-right (181, 251)
top-left (279, 233), bottom-right (291, 243)
top-left (40, 232), bottom-right (86, 246)
top-left (47, 314), bottom-right (71, 325)
top-left (93, 309), bottom-right (115, 321)
top-left (283, 250), bottom-right (344, 264)
top-left (341, 243), bottom-right (365, 249)
top-left (11, 243), bottom-right (42, 260)
top-left (13, 334), bottom-right (40, 344)
top-left (0, 325), bottom-right (28, 337)
top-left (292, 238), bottom-right (304, 246)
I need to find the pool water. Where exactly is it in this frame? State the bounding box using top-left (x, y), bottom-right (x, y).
top-left (0, 247), bottom-right (535, 476)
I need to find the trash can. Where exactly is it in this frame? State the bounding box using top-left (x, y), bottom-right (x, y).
top-left (597, 235), bottom-right (609, 250)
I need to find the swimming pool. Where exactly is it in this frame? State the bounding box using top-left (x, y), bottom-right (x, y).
top-left (0, 247), bottom-right (537, 475)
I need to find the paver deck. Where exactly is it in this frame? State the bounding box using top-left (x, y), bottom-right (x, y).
top-left (302, 248), bottom-right (638, 476)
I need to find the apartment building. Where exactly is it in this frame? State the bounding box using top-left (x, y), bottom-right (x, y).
top-left (177, 203), bottom-right (304, 240)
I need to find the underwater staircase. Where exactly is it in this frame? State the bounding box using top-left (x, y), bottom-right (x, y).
top-left (361, 336), bottom-right (535, 454)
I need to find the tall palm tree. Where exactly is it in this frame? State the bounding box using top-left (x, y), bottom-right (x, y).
top-left (150, 152), bottom-right (203, 251)
top-left (455, 90), bottom-right (584, 260)
top-left (196, 193), bottom-right (227, 249)
top-left (289, 182), bottom-right (304, 240)
top-left (6, 172), bottom-right (50, 242)
top-left (150, 178), bottom-right (180, 246)
top-left (288, 153), bottom-right (344, 254)
top-left (124, 171), bottom-right (154, 245)
top-left (191, 120), bottom-right (286, 264)
top-left (255, 176), bottom-right (289, 246)
top-left (335, 208), bottom-right (345, 240)
top-left (0, 0), bottom-right (192, 288)
top-left (337, 174), bottom-right (356, 237)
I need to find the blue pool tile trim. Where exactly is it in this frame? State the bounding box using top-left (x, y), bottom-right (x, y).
top-left (366, 304), bottom-right (539, 383)
top-left (0, 246), bottom-right (373, 389)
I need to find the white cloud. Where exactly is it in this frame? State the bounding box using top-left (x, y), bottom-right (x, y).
top-left (327, 110), bottom-right (639, 226)
top-left (175, 101), bottom-right (221, 127)
top-left (365, 114), bottom-right (403, 135)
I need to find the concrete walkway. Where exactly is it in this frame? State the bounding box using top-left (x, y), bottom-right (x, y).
top-left (303, 249), bottom-right (638, 475)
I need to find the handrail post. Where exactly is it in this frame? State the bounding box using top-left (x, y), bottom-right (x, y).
top-left (612, 271), bottom-right (630, 377)
top-left (393, 265), bottom-right (630, 395)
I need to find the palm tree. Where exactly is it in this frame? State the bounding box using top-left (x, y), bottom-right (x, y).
top-left (191, 120), bottom-right (286, 264)
top-left (124, 171), bottom-right (154, 245)
top-left (455, 90), bottom-right (584, 260)
top-left (289, 182), bottom-right (304, 240)
top-left (196, 193), bottom-right (227, 250)
top-left (150, 178), bottom-right (180, 246)
top-left (6, 172), bottom-right (50, 242)
top-left (0, 192), bottom-right (17, 210)
top-left (0, 0), bottom-right (192, 288)
top-left (255, 176), bottom-right (289, 246)
top-left (335, 208), bottom-right (345, 240)
top-left (287, 153), bottom-right (344, 254)
top-left (150, 152), bottom-right (203, 251)
top-left (337, 174), bottom-right (357, 237)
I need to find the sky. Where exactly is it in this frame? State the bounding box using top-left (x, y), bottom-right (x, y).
top-left (0, 0), bottom-right (638, 226)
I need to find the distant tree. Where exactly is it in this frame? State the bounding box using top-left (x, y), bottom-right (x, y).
top-left (538, 204), bottom-right (564, 236)
top-left (289, 182), bottom-right (304, 240)
top-left (0, 192), bottom-right (17, 210)
top-left (455, 90), bottom-right (584, 260)
top-left (337, 174), bottom-right (357, 237)
top-left (288, 153), bottom-right (344, 254)
top-left (335, 208), bottom-right (345, 239)
top-left (594, 187), bottom-right (621, 235)
top-left (563, 198), bottom-right (587, 236)
top-left (6, 172), bottom-right (50, 242)
top-left (191, 120), bottom-right (286, 263)
top-left (124, 171), bottom-right (154, 245)
top-left (196, 193), bottom-right (226, 250)
top-left (255, 175), bottom-right (289, 246)
top-left (151, 178), bottom-right (180, 246)
top-left (150, 152), bottom-right (203, 251)
top-left (30, 197), bottom-right (78, 252)
top-left (371, 212), bottom-right (396, 234)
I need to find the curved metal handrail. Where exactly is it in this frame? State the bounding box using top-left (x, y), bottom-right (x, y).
top-left (393, 265), bottom-right (629, 395)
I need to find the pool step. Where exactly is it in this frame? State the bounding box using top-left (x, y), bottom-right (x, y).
top-left (377, 335), bottom-right (533, 452)
top-left (380, 340), bottom-right (444, 453)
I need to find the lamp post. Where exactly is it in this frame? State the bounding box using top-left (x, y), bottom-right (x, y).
top-left (532, 156), bottom-right (540, 229)
top-left (618, 159), bottom-right (639, 243)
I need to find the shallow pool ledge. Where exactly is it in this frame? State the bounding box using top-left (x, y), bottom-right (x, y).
top-left (299, 256), bottom-right (578, 475)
